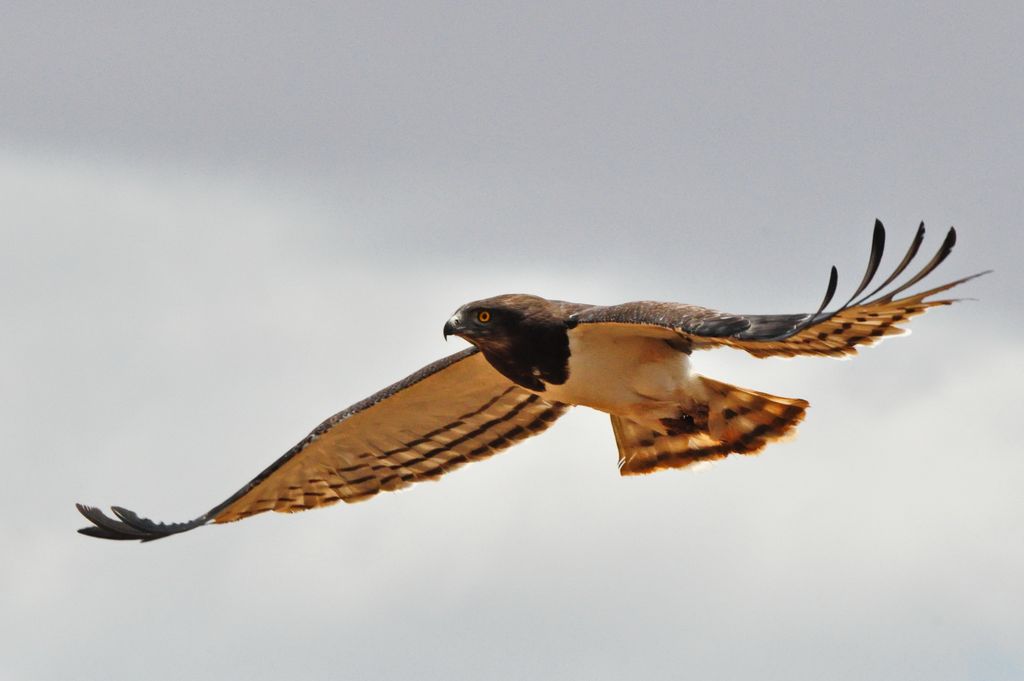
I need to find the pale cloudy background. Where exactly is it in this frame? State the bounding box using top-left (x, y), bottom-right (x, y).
top-left (2, 3), bottom-right (1022, 680)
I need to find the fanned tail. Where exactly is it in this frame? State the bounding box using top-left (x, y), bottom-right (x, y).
top-left (613, 376), bottom-right (808, 475)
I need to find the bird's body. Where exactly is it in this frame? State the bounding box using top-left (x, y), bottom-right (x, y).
top-left (445, 294), bottom-right (810, 474)
top-left (442, 293), bottom-right (712, 430)
top-left (77, 221), bottom-right (988, 541)
top-left (552, 323), bottom-right (699, 420)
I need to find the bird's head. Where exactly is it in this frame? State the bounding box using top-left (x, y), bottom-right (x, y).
top-left (443, 294), bottom-right (544, 348)
top-left (444, 294), bottom-right (570, 390)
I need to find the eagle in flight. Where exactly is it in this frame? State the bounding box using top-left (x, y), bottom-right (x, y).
top-left (77, 221), bottom-right (985, 541)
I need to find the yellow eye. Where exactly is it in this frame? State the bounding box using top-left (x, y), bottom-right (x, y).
top-left (476, 310), bottom-right (491, 323)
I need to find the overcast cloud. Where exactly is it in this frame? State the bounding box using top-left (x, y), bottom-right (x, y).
top-left (2, 3), bottom-right (1022, 680)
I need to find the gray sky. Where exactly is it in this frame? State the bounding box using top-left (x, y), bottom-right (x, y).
top-left (2, 3), bottom-right (1022, 680)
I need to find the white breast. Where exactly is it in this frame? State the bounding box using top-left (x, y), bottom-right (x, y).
top-left (540, 325), bottom-right (703, 418)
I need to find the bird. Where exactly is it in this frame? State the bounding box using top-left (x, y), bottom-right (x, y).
top-left (76, 221), bottom-right (987, 541)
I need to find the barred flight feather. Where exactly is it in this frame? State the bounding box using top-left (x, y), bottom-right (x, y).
top-left (77, 349), bottom-right (568, 540)
top-left (570, 221), bottom-right (989, 360)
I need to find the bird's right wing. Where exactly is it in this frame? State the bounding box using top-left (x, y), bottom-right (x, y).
top-left (569, 221), bottom-right (988, 358)
top-left (77, 348), bottom-right (568, 541)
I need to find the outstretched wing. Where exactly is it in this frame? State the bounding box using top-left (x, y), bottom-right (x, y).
top-left (77, 348), bottom-right (568, 541)
top-left (569, 221), bottom-right (988, 358)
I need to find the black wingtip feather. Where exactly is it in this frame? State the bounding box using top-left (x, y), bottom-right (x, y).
top-left (815, 223), bottom-right (968, 322)
top-left (819, 266), bottom-right (835, 307)
top-left (76, 502), bottom-right (206, 542)
top-left (77, 526), bottom-right (137, 541)
top-left (76, 503), bottom-right (147, 537)
top-left (877, 225), bottom-right (958, 303)
top-left (853, 221), bottom-right (927, 306)
top-left (841, 220), bottom-right (886, 307)
top-left (781, 265), bottom-right (837, 338)
top-left (744, 221), bottom-right (978, 343)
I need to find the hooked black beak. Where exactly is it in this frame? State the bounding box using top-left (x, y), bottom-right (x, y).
top-left (443, 316), bottom-right (461, 340)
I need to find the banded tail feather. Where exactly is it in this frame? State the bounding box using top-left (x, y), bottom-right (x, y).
top-left (613, 376), bottom-right (808, 475)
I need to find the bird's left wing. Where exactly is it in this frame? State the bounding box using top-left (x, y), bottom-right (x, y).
top-left (77, 348), bottom-right (568, 541)
top-left (569, 221), bottom-right (988, 358)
